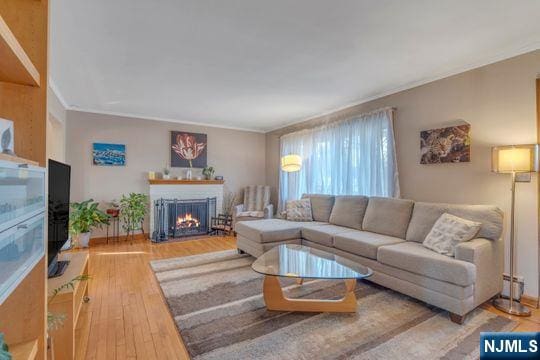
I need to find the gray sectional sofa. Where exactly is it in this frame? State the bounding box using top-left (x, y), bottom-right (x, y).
top-left (235, 194), bottom-right (504, 323)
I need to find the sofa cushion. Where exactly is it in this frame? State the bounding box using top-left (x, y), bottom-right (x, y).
top-left (302, 194), bottom-right (335, 222)
top-left (334, 231), bottom-right (404, 260)
top-left (285, 198), bottom-right (313, 221)
top-left (301, 224), bottom-right (354, 247)
top-left (235, 219), bottom-right (325, 244)
top-left (406, 202), bottom-right (503, 243)
top-left (377, 242), bottom-right (476, 286)
top-left (422, 213), bottom-right (481, 257)
top-left (329, 196), bottom-right (369, 230)
top-left (362, 197), bottom-right (414, 238)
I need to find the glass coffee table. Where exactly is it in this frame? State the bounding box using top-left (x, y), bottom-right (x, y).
top-left (252, 244), bottom-right (373, 313)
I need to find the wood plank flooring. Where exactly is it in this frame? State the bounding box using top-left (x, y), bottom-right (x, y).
top-left (74, 236), bottom-right (236, 360)
top-left (73, 236), bottom-right (540, 359)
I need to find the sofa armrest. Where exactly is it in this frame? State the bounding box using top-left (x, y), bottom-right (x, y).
top-left (455, 238), bottom-right (504, 306)
top-left (264, 204), bottom-right (274, 219)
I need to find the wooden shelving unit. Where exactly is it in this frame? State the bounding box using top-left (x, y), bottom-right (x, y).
top-left (48, 252), bottom-right (89, 360)
top-left (0, 153), bottom-right (39, 166)
top-left (0, 1), bottom-right (49, 359)
top-left (0, 14), bottom-right (40, 86)
top-left (9, 339), bottom-right (38, 360)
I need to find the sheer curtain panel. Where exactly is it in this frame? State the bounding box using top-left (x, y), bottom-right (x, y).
top-left (279, 107), bottom-right (399, 210)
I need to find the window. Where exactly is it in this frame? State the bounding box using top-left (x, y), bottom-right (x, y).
top-left (279, 107), bottom-right (399, 210)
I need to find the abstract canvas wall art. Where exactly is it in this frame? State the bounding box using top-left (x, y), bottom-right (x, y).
top-left (170, 131), bottom-right (207, 168)
top-left (420, 124), bottom-right (470, 164)
top-left (92, 143), bottom-right (126, 166)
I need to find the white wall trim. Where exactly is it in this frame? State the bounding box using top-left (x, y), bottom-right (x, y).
top-left (48, 78), bottom-right (70, 110)
top-left (266, 41), bottom-right (540, 132)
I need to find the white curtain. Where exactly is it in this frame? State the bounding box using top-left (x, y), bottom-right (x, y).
top-left (279, 107), bottom-right (399, 210)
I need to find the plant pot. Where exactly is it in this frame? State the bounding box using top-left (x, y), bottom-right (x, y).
top-left (78, 232), bottom-right (91, 248)
top-left (163, 174), bottom-right (171, 180)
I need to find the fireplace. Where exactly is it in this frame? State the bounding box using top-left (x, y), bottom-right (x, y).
top-left (152, 197), bottom-right (216, 242)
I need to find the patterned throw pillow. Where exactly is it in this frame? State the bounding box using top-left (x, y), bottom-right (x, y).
top-left (423, 213), bottom-right (481, 257)
top-left (286, 199), bottom-right (313, 222)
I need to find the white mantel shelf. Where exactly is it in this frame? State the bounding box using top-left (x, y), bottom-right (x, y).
top-left (148, 179), bottom-right (224, 185)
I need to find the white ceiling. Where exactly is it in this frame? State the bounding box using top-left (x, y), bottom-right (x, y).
top-left (50, 0), bottom-right (540, 132)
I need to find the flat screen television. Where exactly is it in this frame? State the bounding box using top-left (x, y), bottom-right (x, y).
top-left (48, 159), bottom-right (71, 278)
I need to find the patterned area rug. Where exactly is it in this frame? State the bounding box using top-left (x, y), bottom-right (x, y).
top-left (151, 250), bottom-right (516, 360)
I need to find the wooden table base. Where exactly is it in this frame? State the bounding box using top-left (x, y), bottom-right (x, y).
top-left (263, 275), bottom-right (357, 313)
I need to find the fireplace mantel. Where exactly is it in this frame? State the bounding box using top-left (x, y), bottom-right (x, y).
top-left (148, 179), bottom-right (224, 185)
top-left (148, 180), bottom-right (224, 236)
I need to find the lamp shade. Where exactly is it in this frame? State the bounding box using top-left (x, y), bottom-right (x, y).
top-left (491, 144), bottom-right (539, 173)
top-left (281, 154), bottom-right (302, 172)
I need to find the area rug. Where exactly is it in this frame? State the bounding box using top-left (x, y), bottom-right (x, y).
top-left (150, 250), bottom-right (516, 360)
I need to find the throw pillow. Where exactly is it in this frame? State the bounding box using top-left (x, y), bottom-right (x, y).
top-left (423, 213), bottom-right (481, 257)
top-left (286, 199), bottom-right (313, 222)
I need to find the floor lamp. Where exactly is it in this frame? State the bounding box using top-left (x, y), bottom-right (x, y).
top-left (491, 144), bottom-right (538, 316)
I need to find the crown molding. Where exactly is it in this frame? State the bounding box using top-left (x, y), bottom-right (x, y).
top-left (48, 77), bottom-right (70, 110)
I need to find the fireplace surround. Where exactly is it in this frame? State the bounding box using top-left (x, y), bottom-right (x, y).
top-left (152, 197), bottom-right (217, 242)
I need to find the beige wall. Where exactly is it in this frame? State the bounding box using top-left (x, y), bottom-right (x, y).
top-left (266, 50), bottom-right (540, 297)
top-left (65, 111), bottom-right (267, 236)
top-left (46, 88), bottom-right (67, 162)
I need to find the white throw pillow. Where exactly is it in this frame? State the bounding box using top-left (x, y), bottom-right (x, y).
top-left (286, 199), bottom-right (313, 222)
top-left (422, 213), bottom-right (481, 257)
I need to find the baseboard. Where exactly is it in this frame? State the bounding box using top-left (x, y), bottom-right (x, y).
top-left (521, 294), bottom-right (539, 309)
top-left (89, 233), bottom-right (147, 246)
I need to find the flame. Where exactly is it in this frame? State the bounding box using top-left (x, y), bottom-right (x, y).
top-left (176, 213), bottom-right (200, 228)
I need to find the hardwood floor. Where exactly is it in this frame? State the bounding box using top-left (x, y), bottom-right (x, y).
top-left (73, 236), bottom-right (236, 360)
top-left (73, 236), bottom-right (540, 359)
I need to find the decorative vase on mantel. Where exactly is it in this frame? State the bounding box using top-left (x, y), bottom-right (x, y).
top-left (186, 168), bottom-right (193, 180)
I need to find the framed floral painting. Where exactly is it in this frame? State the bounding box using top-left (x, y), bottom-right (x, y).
top-left (170, 131), bottom-right (207, 168)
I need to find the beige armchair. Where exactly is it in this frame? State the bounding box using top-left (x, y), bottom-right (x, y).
top-left (233, 186), bottom-right (273, 227)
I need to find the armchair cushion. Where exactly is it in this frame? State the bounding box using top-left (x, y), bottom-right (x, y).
top-left (236, 211), bottom-right (264, 218)
top-left (243, 185), bottom-right (271, 211)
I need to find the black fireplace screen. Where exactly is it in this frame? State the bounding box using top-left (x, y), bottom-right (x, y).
top-left (152, 197), bottom-right (216, 242)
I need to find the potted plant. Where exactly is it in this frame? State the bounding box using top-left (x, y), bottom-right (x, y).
top-left (119, 193), bottom-right (149, 240)
top-left (202, 166), bottom-right (215, 180)
top-left (69, 200), bottom-right (110, 248)
top-left (0, 333), bottom-right (11, 359)
top-left (163, 167), bottom-right (171, 180)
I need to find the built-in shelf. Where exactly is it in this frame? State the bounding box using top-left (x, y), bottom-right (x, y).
top-left (0, 14), bottom-right (40, 87)
top-left (0, 153), bottom-right (39, 166)
top-left (9, 339), bottom-right (38, 360)
top-left (148, 179), bottom-right (225, 185)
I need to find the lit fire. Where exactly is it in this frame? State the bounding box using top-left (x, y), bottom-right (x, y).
top-left (176, 213), bottom-right (200, 228)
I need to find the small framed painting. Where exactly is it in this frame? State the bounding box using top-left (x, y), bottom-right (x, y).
top-left (92, 143), bottom-right (126, 166)
top-left (170, 131), bottom-right (207, 168)
top-left (420, 124), bottom-right (470, 164)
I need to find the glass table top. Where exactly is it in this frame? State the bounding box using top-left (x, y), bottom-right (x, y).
top-left (252, 244), bottom-right (373, 280)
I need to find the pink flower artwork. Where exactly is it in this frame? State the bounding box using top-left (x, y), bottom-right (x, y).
top-left (170, 132), bottom-right (207, 168)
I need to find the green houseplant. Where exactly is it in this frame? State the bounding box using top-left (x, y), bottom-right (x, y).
top-left (202, 166), bottom-right (215, 180)
top-left (0, 333), bottom-right (11, 360)
top-left (119, 193), bottom-right (149, 240)
top-left (69, 200), bottom-right (110, 247)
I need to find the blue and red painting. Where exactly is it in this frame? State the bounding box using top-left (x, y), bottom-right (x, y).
top-left (92, 143), bottom-right (126, 166)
